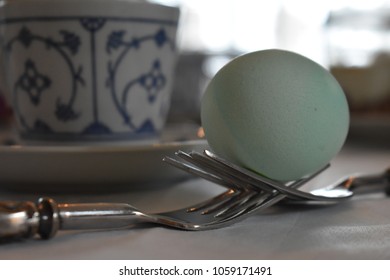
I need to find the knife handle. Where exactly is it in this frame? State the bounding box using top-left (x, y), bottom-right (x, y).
top-left (0, 198), bottom-right (59, 240)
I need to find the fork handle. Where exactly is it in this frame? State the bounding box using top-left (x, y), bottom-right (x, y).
top-left (0, 197), bottom-right (59, 240)
top-left (0, 198), bottom-right (140, 241)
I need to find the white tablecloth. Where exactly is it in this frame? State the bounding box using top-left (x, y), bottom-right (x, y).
top-left (1, 138), bottom-right (390, 260)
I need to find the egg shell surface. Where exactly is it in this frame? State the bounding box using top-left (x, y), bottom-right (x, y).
top-left (201, 49), bottom-right (349, 181)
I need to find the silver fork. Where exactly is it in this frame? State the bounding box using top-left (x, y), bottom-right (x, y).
top-left (199, 168), bottom-right (390, 229)
top-left (163, 150), bottom-right (390, 227)
top-left (162, 152), bottom-right (330, 226)
top-left (163, 150), bottom-right (353, 202)
top-left (0, 190), bottom-right (233, 240)
top-left (0, 181), bottom-right (276, 241)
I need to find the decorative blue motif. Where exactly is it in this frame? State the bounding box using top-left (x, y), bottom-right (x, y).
top-left (106, 28), bottom-right (174, 129)
top-left (33, 119), bottom-right (53, 133)
top-left (17, 26), bottom-right (34, 47)
top-left (154, 28), bottom-right (170, 48)
top-left (60, 30), bottom-right (81, 55)
top-left (2, 16), bottom-right (177, 140)
top-left (7, 25), bottom-right (83, 132)
top-left (79, 17), bottom-right (112, 134)
top-left (16, 59), bottom-right (51, 105)
top-left (55, 100), bottom-right (80, 122)
top-left (137, 60), bottom-right (166, 102)
top-left (106, 31), bottom-right (128, 53)
top-left (80, 18), bottom-right (106, 32)
top-left (82, 121), bottom-right (111, 135)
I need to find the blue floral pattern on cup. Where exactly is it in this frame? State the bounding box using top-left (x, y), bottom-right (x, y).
top-left (1, 15), bottom-right (177, 141)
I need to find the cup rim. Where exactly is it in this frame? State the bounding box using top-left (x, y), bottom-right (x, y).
top-left (0, 1), bottom-right (180, 26)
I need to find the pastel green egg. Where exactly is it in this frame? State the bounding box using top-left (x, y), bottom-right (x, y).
top-left (201, 49), bottom-right (349, 182)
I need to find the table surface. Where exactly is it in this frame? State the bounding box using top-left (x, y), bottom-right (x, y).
top-left (1, 135), bottom-right (390, 260)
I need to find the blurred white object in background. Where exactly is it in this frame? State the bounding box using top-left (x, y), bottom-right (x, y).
top-left (151, 0), bottom-right (280, 53)
top-left (151, 0), bottom-right (390, 126)
top-left (275, 0), bottom-right (330, 66)
top-left (150, 0), bottom-right (332, 65)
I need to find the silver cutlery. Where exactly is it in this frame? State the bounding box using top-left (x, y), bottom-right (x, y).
top-left (0, 192), bottom-right (232, 240)
top-left (196, 168), bottom-right (390, 228)
top-left (163, 150), bottom-right (356, 201)
top-left (1, 149), bottom-right (388, 241)
top-left (0, 161), bottom-right (326, 240)
top-left (163, 149), bottom-right (389, 227)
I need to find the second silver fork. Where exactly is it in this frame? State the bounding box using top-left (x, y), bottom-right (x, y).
top-left (163, 150), bottom-right (390, 224)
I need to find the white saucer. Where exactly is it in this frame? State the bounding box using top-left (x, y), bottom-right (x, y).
top-left (0, 139), bottom-right (208, 192)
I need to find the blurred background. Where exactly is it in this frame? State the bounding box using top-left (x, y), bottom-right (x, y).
top-left (1, 0), bottom-right (390, 144)
top-left (148, 0), bottom-right (390, 145)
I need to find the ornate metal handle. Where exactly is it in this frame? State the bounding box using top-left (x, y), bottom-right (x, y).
top-left (0, 198), bottom-right (60, 240)
top-left (0, 197), bottom-right (139, 241)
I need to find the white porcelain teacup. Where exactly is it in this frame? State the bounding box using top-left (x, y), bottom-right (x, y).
top-left (0, 0), bottom-right (179, 144)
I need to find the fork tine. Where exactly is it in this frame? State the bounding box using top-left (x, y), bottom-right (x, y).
top-left (171, 149), bottom-right (333, 202)
top-left (209, 191), bottom-right (261, 217)
top-left (214, 191), bottom-right (271, 218)
top-left (165, 153), bottom-right (255, 215)
top-left (167, 150), bottom-right (275, 217)
top-left (203, 150), bottom-right (280, 191)
top-left (186, 189), bottom-right (237, 213)
top-left (217, 191), bottom-right (281, 220)
top-left (192, 151), bottom-right (276, 193)
top-left (176, 150), bottom-right (274, 193)
top-left (164, 152), bottom-right (262, 218)
top-left (163, 155), bottom-right (237, 190)
top-left (215, 165), bottom-right (330, 222)
top-left (200, 189), bottom-right (256, 215)
top-left (175, 151), bottom-right (256, 192)
top-left (203, 150), bottom-right (336, 201)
